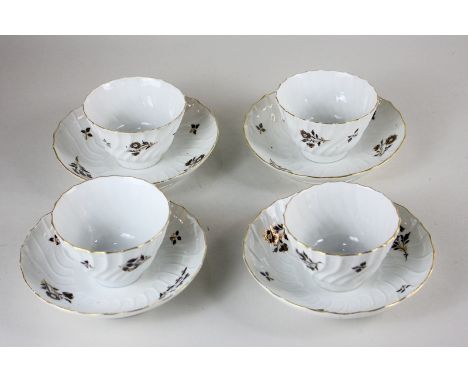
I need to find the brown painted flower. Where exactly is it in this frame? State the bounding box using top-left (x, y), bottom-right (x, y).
top-left (130, 142), bottom-right (141, 149)
top-left (385, 135), bottom-right (397, 145)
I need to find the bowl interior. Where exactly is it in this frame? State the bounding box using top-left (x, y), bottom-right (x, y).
top-left (277, 71), bottom-right (377, 123)
top-left (83, 77), bottom-right (185, 132)
top-left (52, 177), bottom-right (169, 252)
top-left (284, 183), bottom-right (398, 254)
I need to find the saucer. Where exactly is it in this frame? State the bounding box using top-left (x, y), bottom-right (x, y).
top-left (53, 97), bottom-right (219, 186)
top-left (244, 93), bottom-right (406, 183)
top-left (243, 195), bottom-right (434, 318)
top-left (20, 202), bottom-right (206, 318)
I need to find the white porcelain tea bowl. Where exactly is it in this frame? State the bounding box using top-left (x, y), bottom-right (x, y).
top-left (54, 97), bottom-right (218, 186)
top-left (20, 203), bottom-right (206, 317)
top-left (84, 77), bottom-right (186, 169)
top-left (51, 176), bottom-right (170, 288)
top-left (244, 93), bottom-right (405, 183)
top-left (244, 195), bottom-right (434, 318)
top-left (276, 70), bottom-right (378, 163)
top-left (283, 182), bottom-right (400, 292)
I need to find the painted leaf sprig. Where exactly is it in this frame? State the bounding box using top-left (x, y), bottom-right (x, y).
top-left (347, 129), bottom-right (359, 143)
top-left (69, 156), bottom-right (92, 179)
top-left (40, 280), bottom-right (73, 303)
top-left (159, 267), bottom-right (189, 299)
top-left (260, 271), bottom-right (274, 281)
top-left (391, 225), bottom-right (411, 260)
top-left (373, 134), bottom-right (397, 157)
top-left (296, 249), bottom-right (321, 271)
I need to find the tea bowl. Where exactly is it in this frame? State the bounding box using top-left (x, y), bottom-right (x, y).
top-left (283, 182), bottom-right (400, 292)
top-left (276, 70), bottom-right (378, 163)
top-left (83, 77), bottom-right (186, 169)
top-left (51, 176), bottom-right (170, 287)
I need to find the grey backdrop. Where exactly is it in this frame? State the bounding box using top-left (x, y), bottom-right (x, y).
top-left (1, 36), bottom-right (466, 346)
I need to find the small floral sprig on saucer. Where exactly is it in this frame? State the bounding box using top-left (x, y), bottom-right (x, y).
top-left (190, 124), bottom-right (200, 135)
top-left (170, 230), bottom-right (182, 245)
top-left (159, 267), bottom-right (190, 300)
top-left (81, 127), bottom-right (93, 140)
top-left (391, 225), bottom-right (411, 260)
top-left (373, 135), bottom-right (397, 156)
top-left (347, 129), bottom-right (359, 143)
top-left (69, 156), bottom-right (92, 179)
top-left (264, 224), bottom-right (288, 253)
top-left (40, 280), bottom-right (73, 303)
top-left (256, 123), bottom-right (266, 134)
top-left (185, 154), bottom-right (205, 168)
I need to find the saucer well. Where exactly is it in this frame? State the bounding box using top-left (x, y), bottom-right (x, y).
top-left (243, 195), bottom-right (434, 318)
top-left (20, 203), bottom-right (206, 318)
top-left (244, 93), bottom-right (406, 183)
top-left (53, 97), bottom-right (218, 186)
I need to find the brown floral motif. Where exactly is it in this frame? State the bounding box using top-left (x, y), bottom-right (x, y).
top-left (121, 255), bottom-right (150, 272)
top-left (49, 235), bottom-right (60, 245)
top-left (260, 271), bottom-right (274, 281)
top-left (373, 134), bottom-right (397, 157)
top-left (170, 230), bottom-right (181, 245)
top-left (352, 262), bottom-right (367, 273)
top-left (81, 127), bottom-right (92, 140)
top-left (40, 280), bottom-right (73, 303)
top-left (185, 154), bottom-right (205, 168)
top-left (102, 138), bottom-right (111, 148)
top-left (296, 249), bottom-right (322, 271)
top-left (264, 224), bottom-right (288, 253)
top-left (300, 129), bottom-right (328, 149)
top-left (347, 128), bottom-right (359, 143)
top-left (396, 284), bottom-right (411, 293)
top-left (190, 124), bottom-right (200, 135)
top-left (69, 156), bottom-right (92, 179)
top-left (269, 159), bottom-right (293, 174)
top-left (392, 225), bottom-right (411, 261)
top-left (256, 123), bottom-right (266, 134)
top-left (127, 141), bottom-right (156, 156)
top-left (159, 267), bottom-right (190, 300)
top-left (81, 260), bottom-right (93, 269)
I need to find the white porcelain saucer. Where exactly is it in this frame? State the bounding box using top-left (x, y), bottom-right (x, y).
top-left (243, 195), bottom-right (434, 318)
top-left (20, 203), bottom-right (206, 318)
top-left (244, 93), bottom-right (406, 183)
top-left (53, 97), bottom-right (218, 186)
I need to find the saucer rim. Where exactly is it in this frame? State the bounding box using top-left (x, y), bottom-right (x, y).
top-left (52, 96), bottom-right (219, 185)
top-left (19, 202), bottom-right (207, 317)
top-left (243, 194), bottom-right (435, 316)
top-left (243, 92), bottom-right (407, 180)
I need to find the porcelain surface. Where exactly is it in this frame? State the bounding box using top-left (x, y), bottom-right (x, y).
top-left (244, 93), bottom-right (405, 183)
top-left (276, 71), bottom-right (378, 163)
top-left (244, 195), bottom-right (434, 318)
top-left (84, 77), bottom-right (186, 169)
top-left (53, 97), bottom-right (218, 186)
top-left (20, 203), bottom-right (206, 317)
top-left (51, 177), bottom-right (170, 288)
top-left (283, 183), bottom-right (400, 292)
